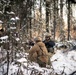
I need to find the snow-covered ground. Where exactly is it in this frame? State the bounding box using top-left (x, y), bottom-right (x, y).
top-left (0, 53), bottom-right (52, 75)
top-left (0, 40), bottom-right (76, 75)
top-left (51, 50), bottom-right (76, 75)
top-left (0, 50), bottom-right (76, 75)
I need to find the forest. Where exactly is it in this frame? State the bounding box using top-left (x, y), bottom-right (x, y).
top-left (0, 0), bottom-right (76, 75)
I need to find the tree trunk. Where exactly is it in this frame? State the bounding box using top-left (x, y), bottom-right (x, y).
top-left (67, 1), bottom-right (71, 40)
top-left (46, 0), bottom-right (50, 32)
top-left (53, 0), bottom-right (57, 39)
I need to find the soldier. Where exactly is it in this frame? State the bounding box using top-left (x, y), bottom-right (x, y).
top-left (43, 34), bottom-right (55, 53)
top-left (28, 37), bottom-right (49, 67)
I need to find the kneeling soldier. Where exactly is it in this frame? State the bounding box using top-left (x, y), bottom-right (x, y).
top-left (28, 37), bottom-right (49, 67)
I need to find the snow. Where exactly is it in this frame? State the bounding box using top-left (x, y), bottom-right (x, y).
top-left (0, 41), bottom-right (76, 75)
top-left (51, 50), bottom-right (76, 75)
top-left (0, 63), bottom-right (7, 75)
top-left (15, 17), bottom-right (20, 20)
top-left (0, 20), bottom-right (3, 24)
top-left (4, 57), bottom-right (51, 75)
top-left (15, 38), bottom-right (20, 41)
top-left (0, 36), bottom-right (8, 40)
top-left (16, 58), bottom-right (27, 63)
top-left (8, 63), bottom-right (18, 75)
top-left (9, 12), bottom-right (15, 15)
top-left (10, 17), bottom-right (19, 21)
top-left (0, 36), bottom-right (8, 43)
top-left (10, 18), bottom-right (15, 21)
top-left (10, 27), bottom-right (16, 29)
top-left (0, 11), bottom-right (3, 14)
top-left (1, 49), bottom-right (76, 75)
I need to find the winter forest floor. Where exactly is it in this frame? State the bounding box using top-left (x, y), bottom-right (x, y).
top-left (0, 38), bottom-right (76, 75)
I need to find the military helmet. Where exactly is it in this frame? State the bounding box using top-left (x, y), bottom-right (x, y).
top-left (34, 37), bottom-right (42, 42)
top-left (45, 33), bottom-right (51, 38)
